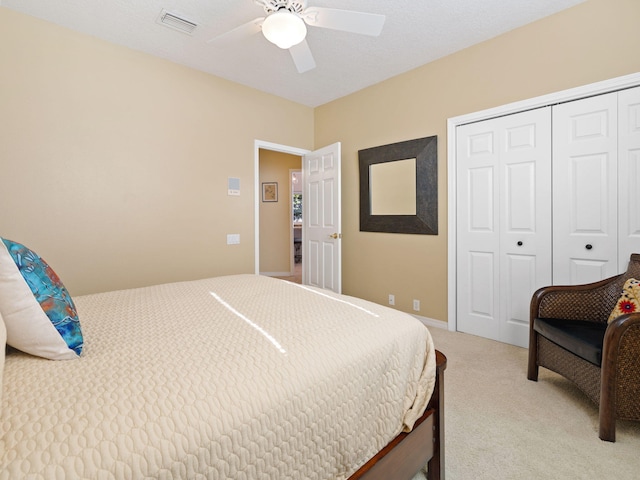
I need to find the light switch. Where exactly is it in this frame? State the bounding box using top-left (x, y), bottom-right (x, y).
top-left (227, 234), bottom-right (240, 245)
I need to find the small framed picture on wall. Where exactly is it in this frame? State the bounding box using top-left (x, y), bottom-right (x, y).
top-left (262, 182), bottom-right (278, 202)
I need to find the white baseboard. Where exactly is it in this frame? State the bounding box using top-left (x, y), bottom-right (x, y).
top-left (261, 271), bottom-right (291, 277)
top-left (413, 314), bottom-right (448, 330)
top-left (257, 279), bottom-right (450, 330)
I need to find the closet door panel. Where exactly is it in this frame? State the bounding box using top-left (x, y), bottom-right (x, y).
top-left (570, 259), bottom-right (610, 283)
top-left (468, 251), bottom-right (495, 318)
top-left (553, 93), bottom-right (618, 284)
top-left (457, 126), bottom-right (500, 340)
top-left (501, 162), bottom-right (538, 340)
top-left (502, 253), bottom-right (537, 344)
top-left (499, 109), bottom-right (552, 347)
top-left (619, 86), bottom-right (640, 268)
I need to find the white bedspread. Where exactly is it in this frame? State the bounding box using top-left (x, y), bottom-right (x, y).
top-left (0, 274), bottom-right (436, 479)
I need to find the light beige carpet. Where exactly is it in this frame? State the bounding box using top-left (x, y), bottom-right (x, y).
top-left (411, 327), bottom-right (640, 480)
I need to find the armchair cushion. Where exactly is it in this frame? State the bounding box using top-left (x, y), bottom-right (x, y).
top-left (608, 278), bottom-right (640, 323)
top-left (533, 318), bottom-right (607, 367)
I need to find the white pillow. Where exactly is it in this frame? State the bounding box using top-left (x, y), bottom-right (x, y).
top-left (0, 238), bottom-right (82, 360)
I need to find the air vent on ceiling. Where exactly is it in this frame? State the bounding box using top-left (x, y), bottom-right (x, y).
top-left (157, 10), bottom-right (198, 35)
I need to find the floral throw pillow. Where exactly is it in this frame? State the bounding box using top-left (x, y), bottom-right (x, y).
top-left (0, 238), bottom-right (83, 359)
top-left (608, 278), bottom-right (640, 323)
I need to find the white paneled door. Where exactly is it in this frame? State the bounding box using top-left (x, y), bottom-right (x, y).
top-left (457, 108), bottom-right (552, 347)
top-left (619, 86), bottom-right (640, 269)
top-left (552, 93), bottom-right (619, 285)
top-left (303, 143), bottom-right (342, 293)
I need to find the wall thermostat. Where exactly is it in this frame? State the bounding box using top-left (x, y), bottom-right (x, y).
top-left (228, 177), bottom-right (240, 196)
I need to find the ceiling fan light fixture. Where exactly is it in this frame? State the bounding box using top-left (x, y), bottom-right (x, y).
top-left (262, 10), bottom-right (307, 49)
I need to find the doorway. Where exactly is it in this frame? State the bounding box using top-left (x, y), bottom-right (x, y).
top-left (254, 139), bottom-right (343, 293)
top-left (291, 170), bottom-right (303, 283)
top-left (257, 147), bottom-right (303, 280)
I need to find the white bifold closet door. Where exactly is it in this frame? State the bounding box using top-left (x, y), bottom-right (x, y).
top-left (456, 107), bottom-right (552, 348)
top-left (553, 86), bottom-right (640, 284)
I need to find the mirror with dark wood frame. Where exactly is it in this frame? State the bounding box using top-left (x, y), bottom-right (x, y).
top-left (359, 136), bottom-right (438, 234)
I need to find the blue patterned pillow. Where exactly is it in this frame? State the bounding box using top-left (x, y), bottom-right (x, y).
top-left (0, 238), bottom-right (82, 359)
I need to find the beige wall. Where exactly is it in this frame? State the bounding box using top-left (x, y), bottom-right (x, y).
top-left (258, 149), bottom-right (301, 274)
top-left (0, 8), bottom-right (313, 295)
top-left (2, 0), bottom-right (639, 322)
top-left (314, 0), bottom-right (640, 323)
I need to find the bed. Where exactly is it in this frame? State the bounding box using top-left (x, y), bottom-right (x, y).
top-left (0, 272), bottom-right (444, 479)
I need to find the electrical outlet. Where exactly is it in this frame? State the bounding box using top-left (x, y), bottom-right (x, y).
top-left (388, 294), bottom-right (395, 306)
top-left (413, 299), bottom-right (420, 311)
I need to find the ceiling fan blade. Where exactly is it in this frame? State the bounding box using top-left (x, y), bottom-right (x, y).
top-left (303, 7), bottom-right (385, 36)
top-left (206, 17), bottom-right (264, 44)
top-left (289, 40), bottom-right (316, 73)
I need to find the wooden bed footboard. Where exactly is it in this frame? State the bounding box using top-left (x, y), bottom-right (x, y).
top-left (349, 350), bottom-right (447, 480)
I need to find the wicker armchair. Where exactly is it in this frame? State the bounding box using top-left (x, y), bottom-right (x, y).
top-left (527, 254), bottom-right (640, 442)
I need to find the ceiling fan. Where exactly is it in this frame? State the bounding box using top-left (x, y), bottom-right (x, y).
top-left (207, 0), bottom-right (386, 73)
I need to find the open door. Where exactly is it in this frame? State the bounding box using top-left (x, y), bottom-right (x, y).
top-left (303, 143), bottom-right (342, 293)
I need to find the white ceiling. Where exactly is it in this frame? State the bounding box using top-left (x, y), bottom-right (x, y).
top-left (1, 0), bottom-right (586, 107)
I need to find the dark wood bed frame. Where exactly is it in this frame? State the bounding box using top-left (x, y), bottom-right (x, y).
top-left (349, 350), bottom-right (446, 480)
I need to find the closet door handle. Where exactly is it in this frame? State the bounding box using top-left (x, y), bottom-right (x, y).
top-left (517, 241), bottom-right (523, 246)
top-left (585, 244), bottom-right (593, 250)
